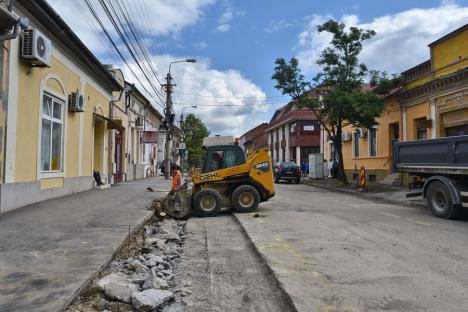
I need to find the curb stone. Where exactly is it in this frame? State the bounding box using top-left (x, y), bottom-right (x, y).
top-left (232, 214), bottom-right (300, 312)
top-left (301, 180), bottom-right (427, 210)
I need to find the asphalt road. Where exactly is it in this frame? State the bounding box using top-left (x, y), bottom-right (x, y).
top-left (235, 182), bottom-right (468, 312)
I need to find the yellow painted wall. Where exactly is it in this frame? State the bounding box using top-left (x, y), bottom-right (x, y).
top-left (84, 83), bottom-right (110, 176)
top-left (405, 102), bottom-right (431, 141)
top-left (404, 74), bottom-right (431, 90)
top-left (15, 56), bottom-right (81, 182)
top-left (432, 29), bottom-right (468, 72)
top-left (332, 99), bottom-right (402, 172)
top-left (40, 177), bottom-right (64, 189)
top-left (15, 54), bottom-right (112, 185)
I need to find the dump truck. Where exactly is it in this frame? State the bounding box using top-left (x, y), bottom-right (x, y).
top-left (164, 140), bottom-right (275, 218)
top-left (393, 135), bottom-right (468, 219)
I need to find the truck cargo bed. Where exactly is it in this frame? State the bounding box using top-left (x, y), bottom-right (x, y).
top-left (393, 135), bottom-right (468, 175)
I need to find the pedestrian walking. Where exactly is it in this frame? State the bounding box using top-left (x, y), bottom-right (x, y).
top-left (331, 159), bottom-right (339, 179)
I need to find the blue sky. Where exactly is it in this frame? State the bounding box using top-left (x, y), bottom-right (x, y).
top-left (50, 0), bottom-right (468, 135)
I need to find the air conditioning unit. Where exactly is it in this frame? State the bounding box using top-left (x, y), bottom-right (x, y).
top-left (68, 92), bottom-right (85, 112)
top-left (359, 128), bottom-right (368, 138)
top-left (21, 28), bottom-right (51, 67)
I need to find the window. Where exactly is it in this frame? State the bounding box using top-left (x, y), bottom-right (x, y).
top-left (369, 128), bottom-right (377, 157)
top-left (211, 150), bottom-right (224, 171)
top-left (290, 123), bottom-right (296, 135)
top-left (41, 93), bottom-right (64, 172)
top-left (282, 125), bottom-right (285, 139)
top-left (303, 125), bottom-right (315, 132)
top-left (270, 131), bottom-right (273, 143)
top-left (210, 149), bottom-right (244, 172)
top-left (416, 118), bottom-right (428, 140)
top-left (369, 174), bottom-right (376, 182)
top-left (353, 132), bottom-right (360, 158)
top-left (282, 148), bottom-right (285, 161)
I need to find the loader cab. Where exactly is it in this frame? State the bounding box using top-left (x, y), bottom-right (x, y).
top-left (202, 145), bottom-right (246, 173)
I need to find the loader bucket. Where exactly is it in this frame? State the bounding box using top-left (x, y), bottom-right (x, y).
top-left (161, 181), bottom-right (192, 219)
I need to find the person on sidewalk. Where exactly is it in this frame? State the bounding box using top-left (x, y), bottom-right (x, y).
top-left (331, 159), bottom-right (339, 179)
top-left (169, 164), bottom-right (184, 195)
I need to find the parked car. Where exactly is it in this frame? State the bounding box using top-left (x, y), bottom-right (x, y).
top-left (274, 162), bottom-right (301, 184)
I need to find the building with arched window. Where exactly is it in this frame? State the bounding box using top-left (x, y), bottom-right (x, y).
top-left (0, 0), bottom-right (122, 213)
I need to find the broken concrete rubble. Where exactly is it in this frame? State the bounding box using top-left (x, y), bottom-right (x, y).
top-left (96, 272), bottom-right (139, 303)
top-left (65, 216), bottom-right (187, 311)
top-left (131, 289), bottom-right (174, 311)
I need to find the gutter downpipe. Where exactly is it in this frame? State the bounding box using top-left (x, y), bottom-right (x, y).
top-left (0, 17), bottom-right (29, 41)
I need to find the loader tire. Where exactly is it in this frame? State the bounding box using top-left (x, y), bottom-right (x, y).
top-left (232, 185), bottom-right (260, 213)
top-left (193, 189), bottom-right (222, 217)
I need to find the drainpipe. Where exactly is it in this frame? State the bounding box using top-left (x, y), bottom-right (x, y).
top-left (0, 17), bottom-right (29, 41)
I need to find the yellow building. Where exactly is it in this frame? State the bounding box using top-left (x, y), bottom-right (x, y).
top-left (325, 23), bottom-right (468, 184)
top-left (0, 1), bottom-right (121, 213)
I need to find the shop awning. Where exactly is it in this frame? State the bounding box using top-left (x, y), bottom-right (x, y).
top-left (93, 113), bottom-right (123, 130)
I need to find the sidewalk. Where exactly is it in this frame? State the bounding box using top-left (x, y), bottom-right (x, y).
top-left (0, 176), bottom-right (170, 312)
top-left (302, 177), bottom-right (426, 208)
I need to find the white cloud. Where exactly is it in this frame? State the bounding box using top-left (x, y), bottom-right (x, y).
top-left (216, 5), bottom-right (245, 32)
top-left (265, 18), bottom-right (294, 33)
top-left (296, 2), bottom-right (468, 75)
top-left (121, 55), bottom-right (268, 136)
top-left (47, 0), bottom-right (215, 55)
top-left (193, 41), bottom-right (208, 49)
top-left (217, 24), bottom-right (231, 32)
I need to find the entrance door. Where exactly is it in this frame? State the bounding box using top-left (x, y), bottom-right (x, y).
top-left (114, 131), bottom-right (123, 183)
top-left (93, 121), bottom-right (104, 174)
top-left (388, 123), bottom-right (399, 170)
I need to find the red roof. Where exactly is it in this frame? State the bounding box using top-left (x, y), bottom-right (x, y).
top-left (265, 103), bottom-right (317, 132)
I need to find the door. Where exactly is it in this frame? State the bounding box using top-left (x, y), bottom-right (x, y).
top-left (114, 131), bottom-right (123, 183)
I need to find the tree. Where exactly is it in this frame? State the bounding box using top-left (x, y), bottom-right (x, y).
top-left (183, 113), bottom-right (209, 167)
top-left (272, 19), bottom-right (400, 184)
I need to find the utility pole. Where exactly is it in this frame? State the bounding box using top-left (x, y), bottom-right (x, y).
top-left (163, 72), bottom-right (173, 180)
top-left (162, 59), bottom-right (196, 180)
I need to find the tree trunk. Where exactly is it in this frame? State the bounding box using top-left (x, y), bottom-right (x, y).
top-left (334, 128), bottom-right (348, 185)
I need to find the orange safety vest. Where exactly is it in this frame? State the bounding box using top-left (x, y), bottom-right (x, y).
top-left (172, 171), bottom-right (182, 191)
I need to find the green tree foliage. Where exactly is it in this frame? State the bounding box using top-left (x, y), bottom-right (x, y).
top-left (272, 19), bottom-right (400, 184)
top-left (183, 113), bottom-right (209, 167)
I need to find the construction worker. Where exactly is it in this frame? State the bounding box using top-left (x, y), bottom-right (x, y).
top-left (170, 164), bottom-right (183, 195)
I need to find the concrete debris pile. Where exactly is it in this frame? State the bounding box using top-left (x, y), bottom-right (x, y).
top-left (67, 218), bottom-right (188, 312)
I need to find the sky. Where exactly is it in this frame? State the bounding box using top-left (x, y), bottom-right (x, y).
top-left (48, 0), bottom-right (468, 136)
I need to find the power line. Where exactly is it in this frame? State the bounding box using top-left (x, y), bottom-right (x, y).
top-left (82, 0), bottom-right (165, 109)
top-left (93, 0), bottom-right (166, 107)
top-left (173, 90), bottom-right (291, 100)
top-left (115, 0), bottom-right (163, 85)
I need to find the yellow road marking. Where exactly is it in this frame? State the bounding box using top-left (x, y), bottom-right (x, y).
top-left (405, 218), bottom-right (432, 227)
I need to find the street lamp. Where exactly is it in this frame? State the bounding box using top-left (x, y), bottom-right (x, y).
top-left (180, 105), bottom-right (198, 127)
top-left (163, 59), bottom-right (197, 179)
top-left (179, 105), bottom-right (198, 174)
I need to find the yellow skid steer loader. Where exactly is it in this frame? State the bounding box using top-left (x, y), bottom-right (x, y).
top-left (165, 145), bottom-right (275, 218)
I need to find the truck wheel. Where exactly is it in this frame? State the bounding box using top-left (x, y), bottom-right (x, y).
top-left (426, 181), bottom-right (460, 219)
top-left (232, 185), bottom-right (260, 213)
top-left (193, 189), bottom-right (222, 217)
